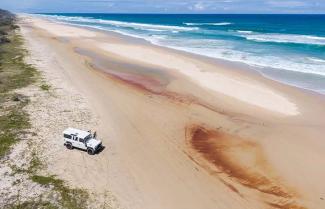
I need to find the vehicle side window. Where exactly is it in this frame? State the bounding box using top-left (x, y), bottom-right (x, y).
top-left (79, 138), bottom-right (84, 143)
top-left (64, 134), bottom-right (71, 139)
top-left (74, 137), bottom-right (78, 141)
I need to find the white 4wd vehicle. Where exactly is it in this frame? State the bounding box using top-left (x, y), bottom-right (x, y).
top-left (63, 128), bottom-right (103, 155)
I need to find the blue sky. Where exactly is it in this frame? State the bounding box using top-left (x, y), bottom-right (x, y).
top-left (0, 0), bottom-right (324, 14)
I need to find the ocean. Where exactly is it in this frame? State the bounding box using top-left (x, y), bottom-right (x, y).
top-left (37, 13), bottom-right (325, 94)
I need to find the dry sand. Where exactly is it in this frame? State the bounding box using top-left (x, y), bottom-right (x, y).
top-left (18, 15), bottom-right (325, 209)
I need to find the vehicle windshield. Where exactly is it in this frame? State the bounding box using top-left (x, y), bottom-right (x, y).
top-left (84, 134), bottom-right (92, 142)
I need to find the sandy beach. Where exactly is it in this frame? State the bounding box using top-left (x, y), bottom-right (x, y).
top-left (18, 15), bottom-right (325, 209)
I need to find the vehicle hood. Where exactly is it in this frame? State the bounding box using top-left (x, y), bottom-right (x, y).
top-left (86, 138), bottom-right (102, 149)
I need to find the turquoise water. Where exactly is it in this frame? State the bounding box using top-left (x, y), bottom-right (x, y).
top-left (38, 14), bottom-right (325, 94)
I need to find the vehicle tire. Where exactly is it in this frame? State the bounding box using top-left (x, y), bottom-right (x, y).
top-left (66, 143), bottom-right (73, 150)
top-left (87, 148), bottom-right (95, 155)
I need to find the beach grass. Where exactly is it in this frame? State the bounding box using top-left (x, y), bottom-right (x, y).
top-left (6, 200), bottom-right (58, 209)
top-left (0, 11), bottom-right (36, 158)
top-left (31, 175), bottom-right (89, 209)
top-left (0, 111), bottom-right (30, 157)
top-left (0, 10), bottom-right (91, 209)
top-left (40, 84), bottom-right (51, 91)
top-left (0, 34), bottom-right (37, 94)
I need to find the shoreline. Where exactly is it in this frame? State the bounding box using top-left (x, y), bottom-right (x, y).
top-left (36, 17), bottom-right (300, 116)
top-left (34, 14), bottom-right (325, 97)
top-left (18, 15), bottom-right (325, 209)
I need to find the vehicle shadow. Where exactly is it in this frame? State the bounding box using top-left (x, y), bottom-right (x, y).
top-left (95, 146), bottom-right (105, 155)
top-left (68, 145), bottom-right (106, 155)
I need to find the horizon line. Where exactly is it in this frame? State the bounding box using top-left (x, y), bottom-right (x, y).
top-left (27, 12), bottom-right (325, 15)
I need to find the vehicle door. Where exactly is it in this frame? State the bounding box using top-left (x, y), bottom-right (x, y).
top-left (77, 137), bottom-right (87, 150)
top-left (71, 135), bottom-right (79, 148)
top-left (72, 135), bottom-right (82, 149)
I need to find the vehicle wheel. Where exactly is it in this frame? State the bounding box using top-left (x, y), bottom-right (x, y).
top-left (66, 143), bottom-right (73, 150)
top-left (87, 148), bottom-right (95, 155)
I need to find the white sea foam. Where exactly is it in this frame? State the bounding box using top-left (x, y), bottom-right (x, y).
top-left (98, 20), bottom-right (198, 31)
top-left (236, 30), bottom-right (253, 34)
top-left (243, 33), bottom-right (325, 45)
top-left (77, 22), bottom-right (325, 78)
top-left (39, 15), bottom-right (96, 23)
top-left (41, 14), bottom-right (198, 32)
top-left (307, 57), bottom-right (325, 63)
top-left (184, 22), bottom-right (232, 26)
top-left (145, 36), bottom-right (325, 77)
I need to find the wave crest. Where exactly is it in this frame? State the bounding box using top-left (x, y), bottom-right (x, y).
top-left (236, 30), bottom-right (253, 34)
top-left (243, 34), bottom-right (325, 45)
top-left (41, 14), bottom-right (198, 32)
top-left (98, 19), bottom-right (198, 31)
top-left (184, 22), bottom-right (232, 26)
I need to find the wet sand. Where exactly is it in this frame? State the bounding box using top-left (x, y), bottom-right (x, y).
top-left (19, 15), bottom-right (325, 209)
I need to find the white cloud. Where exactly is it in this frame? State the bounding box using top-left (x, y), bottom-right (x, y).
top-left (189, 2), bottom-right (205, 11)
top-left (187, 0), bottom-right (236, 11)
top-left (0, 0), bottom-right (324, 14)
top-left (267, 0), bottom-right (307, 8)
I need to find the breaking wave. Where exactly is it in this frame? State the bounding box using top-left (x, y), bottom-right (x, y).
top-left (184, 22), bottom-right (232, 26)
top-left (41, 15), bottom-right (198, 32)
top-left (97, 20), bottom-right (198, 31)
top-left (243, 33), bottom-right (325, 46)
top-left (236, 30), bottom-right (253, 34)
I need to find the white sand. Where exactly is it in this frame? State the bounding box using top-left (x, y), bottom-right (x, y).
top-left (99, 43), bottom-right (299, 116)
top-left (27, 17), bottom-right (96, 38)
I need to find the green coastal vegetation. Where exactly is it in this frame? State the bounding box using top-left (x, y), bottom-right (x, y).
top-left (0, 8), bottom-right (35, 158)
top-left (0, 9), bottom-right (90, 209)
